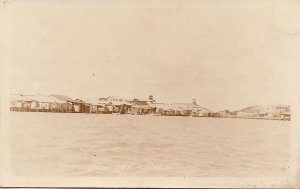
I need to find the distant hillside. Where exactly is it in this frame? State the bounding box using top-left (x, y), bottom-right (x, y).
top-left (236, 105), bottom-right (291, 114)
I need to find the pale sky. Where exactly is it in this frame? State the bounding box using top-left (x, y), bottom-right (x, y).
top-left (4, 0), bottom-right (300, 111)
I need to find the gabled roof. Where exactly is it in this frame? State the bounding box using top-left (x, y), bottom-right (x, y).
top-left (163, 104), bottom-right (182, 111)
top-left (74, 99), bottom-right (86, 103)
top-left (98, 100), bottom-right (109, 104)
top-left (25, 94), bottom-right (60, 103)
top-left (174, 103), bottom-right (213, 112)
top-left (50, 94), bottom-right (74, 102)
top-left (10, 94), bottom-right (32, 101)
top-left (85, 99), bottom-right (100, 105)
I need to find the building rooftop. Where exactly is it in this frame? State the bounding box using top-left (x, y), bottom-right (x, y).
top-left (50, 94), bottom-right (74, 102)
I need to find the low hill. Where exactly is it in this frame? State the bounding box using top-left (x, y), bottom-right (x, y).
top-left (236, 105), bottom-right (291, 114)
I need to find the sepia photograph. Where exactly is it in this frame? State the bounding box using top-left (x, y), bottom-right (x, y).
top-left (0, 0), bottom-right (300, 187)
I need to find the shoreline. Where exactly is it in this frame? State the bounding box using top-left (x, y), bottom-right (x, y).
top-left (9, 111), bottom-right (290, 121)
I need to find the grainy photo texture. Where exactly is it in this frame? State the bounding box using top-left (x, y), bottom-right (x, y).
top-left (0, 0), bottom-right (300, 188)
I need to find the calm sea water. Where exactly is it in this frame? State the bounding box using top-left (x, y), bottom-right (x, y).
top-left (9, 112), bottom-right (290, 177)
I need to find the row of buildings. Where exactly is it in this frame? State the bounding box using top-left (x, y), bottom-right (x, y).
top-left (9, 94), bottom-right (291, 120)
top-left (10, 94), bottom-right (216, 116)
